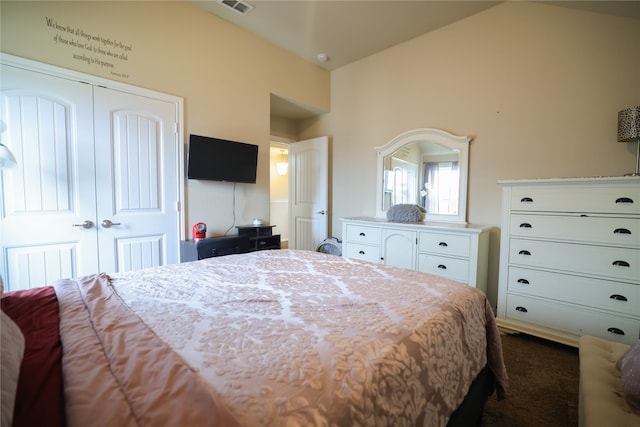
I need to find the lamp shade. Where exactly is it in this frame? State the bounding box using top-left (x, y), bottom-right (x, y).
top-left (0, 143), bottom-right (18, 169)
top-left (617, 106), bottom-right (640, 142)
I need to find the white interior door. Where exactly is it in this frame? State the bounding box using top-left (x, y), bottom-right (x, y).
top-left (94, 87), bottom-right (180, 273)
top-left (0, 64), bottom-right (99, 289)
top-left (288, 136), bottom-right (328, 250)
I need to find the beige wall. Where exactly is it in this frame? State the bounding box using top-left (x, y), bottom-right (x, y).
top-left (3, 1), bottom-right (640, 304)
top-left (299, 1), bottom-right (640, 305)
top-left (0, 0), bottom-right (329, 237)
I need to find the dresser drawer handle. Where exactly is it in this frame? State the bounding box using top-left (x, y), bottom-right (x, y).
top-left (515, 306), bottom-right (528, 313)
top-left (607, 327), bottom-right (625, 336)
top-left (520, 197), bottom-right (534, 203)
top-left (437, 264), bottom-right (447, 270)
top-left (518, 250), bottom-right (531, 256)
top-left (612, 260), bottom-right (630, 267)
top-left (438, 242), bottom-right (448, 247)
top-left (615, 197), bottom-right (634, 205)
top-left (613, 228), bottom-right (631, 235)
top-left (517, 278), bottom-right (530, 284)
top-left (519, 223), bottom-right (532, 228)
top-left (359, 232), bottom-right (366, 236)
top-left (358, 250), bottom-right (365, 255)
top-left (610, 294), bottom-right (628, 301)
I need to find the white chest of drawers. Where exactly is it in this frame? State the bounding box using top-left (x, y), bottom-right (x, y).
top-left (341, 217), bottom-right (490, 291)
top-left (497, 177), bottom-right (640, 346)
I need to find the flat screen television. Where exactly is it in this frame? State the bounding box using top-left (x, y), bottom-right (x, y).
top-left (187, 134), bottom-right (258, 183)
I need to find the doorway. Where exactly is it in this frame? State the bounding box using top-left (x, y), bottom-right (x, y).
top-left (269, 139), bottom-right (290, 248)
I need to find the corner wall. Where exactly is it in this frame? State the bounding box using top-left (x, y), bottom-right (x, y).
top-left (300, 1), bottom-right (640, 306)
top-left (1, 0), bottom-right (329, 237)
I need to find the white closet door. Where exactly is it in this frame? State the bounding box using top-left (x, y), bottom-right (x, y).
top-left (1, 59), bottom-right (182, 291)
top-left (0, 64), bottom-right (99, 289)
top-left (93, 87), bottom-right (179, 273)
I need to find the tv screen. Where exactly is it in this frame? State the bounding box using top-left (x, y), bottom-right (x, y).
top-left (187, 134), bottom-right (258, 183)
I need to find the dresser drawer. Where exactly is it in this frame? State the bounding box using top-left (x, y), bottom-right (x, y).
top-left (509, 238), bottom-right (640, 283)
top-left (509, 214), bottom-right (640, 248)
top-left (418, 232), bottom-right (471, 257)
top-left (344, 224), bottom-right (381, 245)
top-left (505, 294), bottom-right (639, 345)
top-left (507, 266), bottom-right (640, 317)
top-left (344, 243), bottom-right (381, 264)
top-left (510, 185), bottom-right (640, 215)
top-left (418, 254), bottom-right (469, 283)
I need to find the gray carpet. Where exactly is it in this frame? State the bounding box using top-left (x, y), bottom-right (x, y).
top-left (482, 333), bottom-right (579, 427)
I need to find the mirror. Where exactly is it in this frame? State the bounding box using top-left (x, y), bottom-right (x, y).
top-left (375, 128), bottom-right (470, 223)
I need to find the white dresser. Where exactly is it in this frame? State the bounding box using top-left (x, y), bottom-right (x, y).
top-left (341, 217), bottom-right (490, 291)
top-left (497, 177), bottom-right (640, 346)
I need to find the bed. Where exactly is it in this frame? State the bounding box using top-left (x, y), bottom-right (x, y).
top-left (1, 249), bottom-right (508, 427)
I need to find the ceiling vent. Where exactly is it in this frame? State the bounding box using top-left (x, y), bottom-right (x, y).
top-left (218, 0), bottom-right (254, 16)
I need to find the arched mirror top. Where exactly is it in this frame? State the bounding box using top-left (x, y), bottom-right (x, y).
top-left (375, 128), bottom-right (471, 223)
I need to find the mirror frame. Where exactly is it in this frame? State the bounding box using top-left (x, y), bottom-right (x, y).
top-left (375, 128), bottom-right (471, 223)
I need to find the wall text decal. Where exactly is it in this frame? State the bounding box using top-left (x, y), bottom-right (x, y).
top-left (45, 16), bottom-right (133, 79)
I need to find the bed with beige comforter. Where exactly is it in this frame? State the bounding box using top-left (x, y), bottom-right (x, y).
top-left (54, 249), bottom-right (507, 427)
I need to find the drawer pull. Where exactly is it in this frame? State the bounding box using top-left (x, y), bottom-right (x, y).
top-left (515, 306), bottom-right (528, 313)
top-left (518, 250), bottom-right (531, 256)
top-left (612, 260), bottom-right (630, 267)
top-left (358, 250), bottom-right (365, 255)
top-left (520, 197), bottom-right (534, 203)
top-left (607, 327), bottom-right (625, 336)
top-left (615, 197), bottom-right (634, 204)
top-left (437, 264), bottom-right (447, 270)
top-left (613, 228), bottom-right (631, 235)
top-left (610, 294), bottom-right (628, 302)
top-left (359, 232), bottom-right (366, 236)
top-left (519, 223), bottom-right (532, 228)
top-left (517, 278), bottom-right (530, 285)
top-left (438, 242), bottom-right (448, 247)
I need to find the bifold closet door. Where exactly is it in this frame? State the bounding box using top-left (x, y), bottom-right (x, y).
top-left (1, 63), bottom-right (180, 290)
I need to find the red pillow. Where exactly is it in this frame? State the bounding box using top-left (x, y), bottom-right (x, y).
top-left (1, 286), bottom-right (66, 427)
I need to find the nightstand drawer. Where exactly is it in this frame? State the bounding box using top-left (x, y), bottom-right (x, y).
top-left (344, 224), bottom-right (381, 245)
top-left (418, 254), bottom-right (469, 283)
top-left (509, 238), bottom-right (640, 283)
top-left (505, 294), bottom-right (639, 345)
top-left (418, 232), bottom-right (471, 258)
top-left (509, 214), bottom-right (640, 248)
top-left (344, 243), bottom-right (381, 264)
top-left (510, 185), bottom-right (640, 215)
top-left (507, 266), bottom-right (640, 316)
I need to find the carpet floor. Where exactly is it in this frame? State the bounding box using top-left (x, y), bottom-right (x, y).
top-left (482, 333), bottom-right (579, 427)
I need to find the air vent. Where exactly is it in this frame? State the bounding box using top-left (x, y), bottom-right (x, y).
top-left (218, 0), bottom-right (254, 15)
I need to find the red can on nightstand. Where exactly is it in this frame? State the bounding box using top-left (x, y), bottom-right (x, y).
top-left (192, 222), bottom-right (206, 240)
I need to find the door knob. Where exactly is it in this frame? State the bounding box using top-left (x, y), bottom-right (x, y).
top-left (101, 219), bottom-right (121, 228)
top-left (72, 220), bottom-right (94, 229)
top-left (316, 210), bottom-right (326, 215)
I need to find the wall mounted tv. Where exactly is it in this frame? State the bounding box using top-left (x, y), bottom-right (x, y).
top-left (187, 134), bottom-right (258, 183)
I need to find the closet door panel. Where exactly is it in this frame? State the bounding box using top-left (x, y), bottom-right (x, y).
top-left (0, 64), bottom-right (98, 290)
top-left (94, 87), bottom-right (179, 273)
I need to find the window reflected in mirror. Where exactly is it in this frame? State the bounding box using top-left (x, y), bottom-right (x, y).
top-left (382, 141), bottom-right (461, 215)
top-left (422, 161), bottom-right (459, 215)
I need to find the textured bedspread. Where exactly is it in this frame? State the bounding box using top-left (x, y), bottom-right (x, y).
top-left (55, 249), bottom-right (506, 426)
top-left (107, 249), bottom-right (507, 427)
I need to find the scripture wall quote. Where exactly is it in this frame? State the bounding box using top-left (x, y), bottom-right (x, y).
top-left (45, 16), bottom-right (133, 79)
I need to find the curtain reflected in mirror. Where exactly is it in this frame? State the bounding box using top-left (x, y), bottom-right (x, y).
top-left (422, 161), bottom-right (459, 215)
